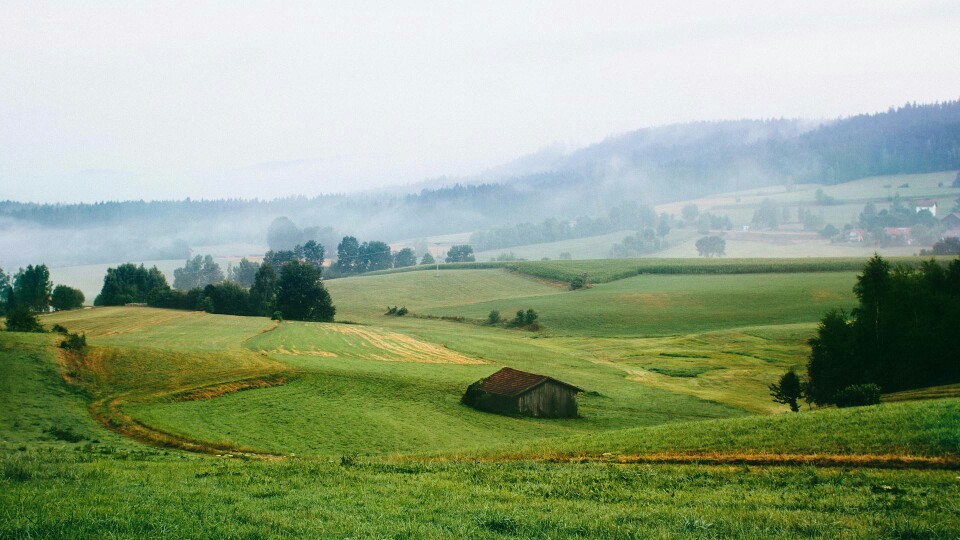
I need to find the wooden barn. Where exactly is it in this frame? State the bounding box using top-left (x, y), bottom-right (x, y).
top-left (461, 367), bottom-right (582, 418)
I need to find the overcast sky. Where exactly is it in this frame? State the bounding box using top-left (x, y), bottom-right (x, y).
top-left (1, 1), bottom-right (959, 203)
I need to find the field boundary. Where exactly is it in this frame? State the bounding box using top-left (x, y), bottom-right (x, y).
top-left (413, 451), bottom-right (960, 470)
top-left (351, 256), bottom-right (946, 285)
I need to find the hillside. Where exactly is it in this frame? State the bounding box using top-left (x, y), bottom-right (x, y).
top-left (2, 324), bottom-right (959, 538)
top-left (3, 261), bottom-right (960, 537)
top-left (4, 102), bottom-right (960, 268)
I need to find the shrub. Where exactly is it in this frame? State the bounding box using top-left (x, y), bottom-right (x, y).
top-left (59, 332), bottom-right (87, 352)
top-left (487, 310), bottom-right (501, 324)
top-left (4, 306), bottom-right (45, 333)
top-left (271, 311), bottom-right (283, 321)
top-left (833, 384), bottom-right (881, 408)
top-left (51, 324), bottom-right (69, 335)
top-left (570, 276), bottom-right (585, 290)
top-left (396, 307), bottom-right (408, 316)
top-left (386, 306), bottom-right (398, 315)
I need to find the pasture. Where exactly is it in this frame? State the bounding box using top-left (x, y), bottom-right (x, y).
top-left (3, 258), bottom-right (959, 538)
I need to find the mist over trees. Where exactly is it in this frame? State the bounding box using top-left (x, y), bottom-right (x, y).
top-left (469, 202), bottom-right (659, 252)
top-left (173, 255), bottom-right (225, 290)
top-left (2, 101), bottom-right (959, 268)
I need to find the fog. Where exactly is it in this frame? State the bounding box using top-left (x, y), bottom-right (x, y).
top-left (2, 1), bottom-right (959, 203)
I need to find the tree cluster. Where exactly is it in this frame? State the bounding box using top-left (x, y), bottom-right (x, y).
top-left (445, 245), bottom-right (475, 263)
top-left (695, 236), bottom-right (726, 257)
top-left (332, 237), bottom-right (400, 275)
top-left (173, 255), bottom-right (225, 290)
top-left (2, 264), bottom-right (59, 332)
top-left (469, 202), bottom-right (662, 252)
top-left (148, 260), bottom-right (335, 322)
top-left (805, 255), bottom-right (960, 404)
top-left (609, 228), bottom-right (664, 258)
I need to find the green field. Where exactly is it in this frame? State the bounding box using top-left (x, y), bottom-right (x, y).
top-left (3, 259), bottom-right (959, 537)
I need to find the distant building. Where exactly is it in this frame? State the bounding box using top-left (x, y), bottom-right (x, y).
top-left (915, 199), bottom-right (938, 216)
top-left (943, 229), bottom-right (960, 239)
top-left (848, 228), bottom-right (865, 242)
top-left (941, 212), bottom-right (960, 229)
top-left (884, 227), bottom-right (913, 245)
top-left (462, 367), bottom-right (582, 418)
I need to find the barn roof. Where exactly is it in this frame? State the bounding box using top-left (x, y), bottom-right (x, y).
top-left (916, 199), bottom-right (938, 207)
top-left (478, 367), bottom-right (583, 396)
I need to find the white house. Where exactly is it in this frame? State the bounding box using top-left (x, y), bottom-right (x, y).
top-left (915, 199), bottom-right (938, 217)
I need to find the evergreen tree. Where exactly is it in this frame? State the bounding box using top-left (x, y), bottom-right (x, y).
top-left (769, 370), bottom-right (804, 412)
top-left (13, 264), bottom-right (53, 312)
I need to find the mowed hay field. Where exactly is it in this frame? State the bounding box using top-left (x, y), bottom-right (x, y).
top-left (412, 271), bottom-right (859, 337)
top-left (4, 260), bottom-right (960, 537)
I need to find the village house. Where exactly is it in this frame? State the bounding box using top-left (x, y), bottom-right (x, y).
top-left (884, 226), bottom-right (913, 244)
top-left (915, 199), bottom-right (938, 217)
top-left (942, 212), bottom-right (960, 230)
top-left (462, 367), bottom-right (582, 418)
top-left (847, 228), bottom-right (865, 242)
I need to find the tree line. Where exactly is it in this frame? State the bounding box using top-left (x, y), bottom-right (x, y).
top-left (770, 254), bottom-right (960, 411)
top-left (1, 264), bottom-right (85, 332)
top-left (95, 253), bottom-right (335, 322)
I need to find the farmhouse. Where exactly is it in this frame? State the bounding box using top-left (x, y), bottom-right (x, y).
top-left (915, 199), bottom-right (938, 216)
top-left (462, 367), bottom-right (582, 418)
top-left (942, 212), bottom-right (960, 229)
top-left (884, 226), bottom-right (913, 244)
top-left (847, 228), bottom-right (865, 242)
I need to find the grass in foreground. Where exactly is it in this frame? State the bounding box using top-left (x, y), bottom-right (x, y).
top-left (3, 450), bottom-right (958, 539)
top-left (2, 321), bottom-right (959, 538)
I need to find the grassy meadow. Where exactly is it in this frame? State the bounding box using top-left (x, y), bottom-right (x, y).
top-left (3, 257), bottom-right (960, 537)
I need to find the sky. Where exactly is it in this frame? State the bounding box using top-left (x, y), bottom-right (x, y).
top-left (1, 1), bottom-right (959, 203)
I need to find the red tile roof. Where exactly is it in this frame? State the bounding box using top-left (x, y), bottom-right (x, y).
top-left (478, 367), bottom-right (582, 396)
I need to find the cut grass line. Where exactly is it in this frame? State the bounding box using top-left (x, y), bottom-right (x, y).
top-left (411, 452), bottom-right (960, 470)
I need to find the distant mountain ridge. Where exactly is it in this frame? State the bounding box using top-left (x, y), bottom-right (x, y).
top-left (1, 101), bottom-right (958, 267)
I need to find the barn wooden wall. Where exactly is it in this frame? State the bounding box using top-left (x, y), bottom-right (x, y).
top-left (517, 382), bottom-right (578, 418)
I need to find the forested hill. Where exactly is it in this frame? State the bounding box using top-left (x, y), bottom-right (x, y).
top-left (505, 100), bottom-right (960, 201)
top-left (1, 101), bottom-right (958, 267)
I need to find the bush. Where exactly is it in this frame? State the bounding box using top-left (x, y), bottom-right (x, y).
top-left (386, 306), bottom-right (398, 315)
top-left (570, 276), bottom-right (585, 290)
top-left (51, 324), bottom-right (69, 335)
top-left (271, 311), bottom-right (283, 321)
top-left (4, 306), bottom-right (45, 333)
top-left (833, 384), bottom-right (882, 408)
top-left (487, 310), bottom-right (501, 324)
top-left (396, 307), bottom-right (408, 316)
top-left (511, 309), bottom-right (539, 328)
top-left (59, 332), bottom-right (87, 352)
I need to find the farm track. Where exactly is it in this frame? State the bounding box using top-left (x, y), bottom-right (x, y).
top-left (54, 344), bottom-right (291, 458)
